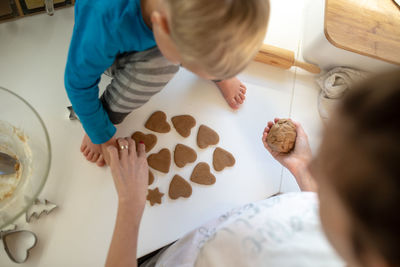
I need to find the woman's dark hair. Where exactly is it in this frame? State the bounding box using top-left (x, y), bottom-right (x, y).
top-left (319, 70), bottom-right (400, 266)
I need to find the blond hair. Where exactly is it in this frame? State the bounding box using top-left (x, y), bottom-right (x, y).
top-left (165, 0), bottom-right (270, 79)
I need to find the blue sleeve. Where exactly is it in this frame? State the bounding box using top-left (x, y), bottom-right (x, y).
top-left (64, 3), bottom-right (118, 144)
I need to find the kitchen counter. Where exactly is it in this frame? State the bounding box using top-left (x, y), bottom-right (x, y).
top-left (0, 1), bottom-right (322, 266)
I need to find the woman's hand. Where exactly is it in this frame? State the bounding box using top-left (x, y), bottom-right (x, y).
top-left (262, 118), bottom-right (312, 172)
top-left (106, 138), bottom-right (148, 267)
top-left (107, 138), bottom-right (149, 211)
top-left (262, 119), bottom-right (317, 192)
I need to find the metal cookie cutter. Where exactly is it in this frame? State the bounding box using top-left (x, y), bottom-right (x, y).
top-left (67, 106), bottom-right (79, 121)
top-left (44, 0), bottom-right (55, 16)
top-left (0, 225), bottom-right (38, 264)
top-left (26, 199), bottom-right (58, 223)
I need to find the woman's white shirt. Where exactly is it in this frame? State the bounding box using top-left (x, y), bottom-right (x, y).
top-left (149, 192), bottom-right (344, 267)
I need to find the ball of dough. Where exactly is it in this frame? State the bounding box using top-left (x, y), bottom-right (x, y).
top-left (266, 119), bottom-right (297, 153)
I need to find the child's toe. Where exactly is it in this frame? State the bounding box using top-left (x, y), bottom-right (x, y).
top-left (228, 98), bottom-right (239, 109)
top-left (235, 95), bottom-right (243, 104)
top-left (90, 152), bottom-right (99, 162)
top-left (87, 151), bottom-right (94, 161)
top-left (83, 148), bottom-right (90, 157)
top-left (96, 155), bottom-right (105, 167)
top-left (92, 153), bottom-right (100, 162)
top-left (80, 144), bottom-right (87, 152)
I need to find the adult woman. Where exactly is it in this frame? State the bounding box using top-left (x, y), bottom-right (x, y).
top-left (105, 71), bottom-right (400, 267)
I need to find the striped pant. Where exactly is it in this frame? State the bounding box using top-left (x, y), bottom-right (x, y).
top-left (100, 47), bottom-right (180, 124)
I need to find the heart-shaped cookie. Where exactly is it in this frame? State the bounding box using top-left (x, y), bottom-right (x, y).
top-left (145, 111), bottom-right (171, 133)
top-left (190, 162), bottom-right (216, 185)
top-left (148, 170), bottom-right (155, 185)
top-left (197, 125), bottom-right (219, 149)
top-left (147, 187), bottom-right (164, 206)
top-left (148, 148), bottom-right (171, 173)
top-left (213, 147), bottom-right (236, 171)
top-left (172, 115), bottom-right (196, 138)
top-left (169, 175), bottom-right (192, 200)
top-left (174, 144), bottom-right (197, 168)
top-left (131, 131), bottom-right (157, 153)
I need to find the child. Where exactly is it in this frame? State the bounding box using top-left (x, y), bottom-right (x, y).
top-left (65, 0), bottom-right (270, 166)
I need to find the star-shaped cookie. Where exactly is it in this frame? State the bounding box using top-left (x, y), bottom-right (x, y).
top-left (147, 188), bottom-right (164, 206)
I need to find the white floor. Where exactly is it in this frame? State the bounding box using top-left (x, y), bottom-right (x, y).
top-left (0, 1), bottom-right (324, 265)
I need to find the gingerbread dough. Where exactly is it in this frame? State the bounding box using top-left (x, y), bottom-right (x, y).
top-left (145, 111), bottom-right (171, 133)
top-left (213, 147), bottom-right (236, 171)
top-left (266, 119), bottom-right (297, 153)
top-left (197, 125), bottom-right (219, 149)
top-left (169, 175), bottom-right (192, 200)
top-left (147, 188), bottom-right (164, 206)
top-left (174, 144), bottom-right (197, 168)
top-left (149, 170), bottom-right (155, 185)
top-left (172, 115), bottom-right (196, 138)
top-left (131, 131), bottom-right (157, 153)
top-left (190, 163), bottom-right (216, 185)
top-left (147, 148), bottom-right (171, 173)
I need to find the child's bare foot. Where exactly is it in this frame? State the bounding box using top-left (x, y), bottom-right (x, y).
top-left (80, 134), bottom-right (106, 167)
top-left (215, 77), bottom-right (247, 110)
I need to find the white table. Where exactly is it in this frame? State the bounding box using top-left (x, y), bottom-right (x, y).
top-left (0, 1), bottom-right (318, 265)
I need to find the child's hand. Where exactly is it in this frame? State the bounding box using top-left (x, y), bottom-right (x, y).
top-left (262, 118), bottom-right (312, 174)
top-left (107, 138), bottom-right (149, 212)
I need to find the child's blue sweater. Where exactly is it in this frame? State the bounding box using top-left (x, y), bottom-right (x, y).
top-left (65, 0), bottom-right (156, 144)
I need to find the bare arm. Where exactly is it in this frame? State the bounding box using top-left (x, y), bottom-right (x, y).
top-left (105, 138), bottom-right (149, 267)
top-left (262, 118), bottom-right (317, 192)
top-left (106, 204), bottom-right (141, 267)
top-left (289, 160), bottom-right (317, 192)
